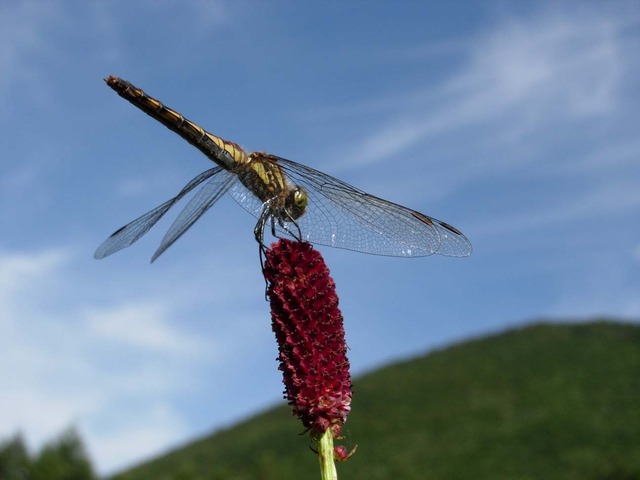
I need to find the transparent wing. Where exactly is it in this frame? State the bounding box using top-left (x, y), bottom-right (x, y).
top-left (94, 167), bottom-right (223, 259)
top-left (151, 169), bottom-right (237, 262)
top-left (228, 157), bottom-right (472, 257)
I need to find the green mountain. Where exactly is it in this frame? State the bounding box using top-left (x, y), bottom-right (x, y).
top-left (111, 320), bottom-right (640, 480)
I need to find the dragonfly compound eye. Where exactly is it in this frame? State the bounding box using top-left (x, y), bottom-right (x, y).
top-left (287, 186), bottom-right (308, 220)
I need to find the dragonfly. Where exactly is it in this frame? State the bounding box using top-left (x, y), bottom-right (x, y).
top-left (95, 76), bottom-right (472, 263)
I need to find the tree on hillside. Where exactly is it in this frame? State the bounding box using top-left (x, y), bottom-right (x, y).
top-left (30, 428), bottom-right (95, 480)
top-left (0, 434), bottom-right (31, 479)
top-left (0, 428), bottom-right (95, 480)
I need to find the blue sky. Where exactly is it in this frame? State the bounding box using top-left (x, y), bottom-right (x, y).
top-left (1, 0), bottom-right (639, 475)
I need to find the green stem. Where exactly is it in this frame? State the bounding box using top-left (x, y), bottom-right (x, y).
top-left (317, 428), bottom-right (337, 480)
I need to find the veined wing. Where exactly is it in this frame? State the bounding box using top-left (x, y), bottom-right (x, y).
top-left (94, 166), bottom-right (226, 260)
top-left (228, 157), bottom-right (472, 257)
top-left (151, 168), bottom-right (237, 262)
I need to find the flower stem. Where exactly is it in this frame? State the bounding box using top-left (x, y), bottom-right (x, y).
top-left (317, 427), bottom-right (337, 480)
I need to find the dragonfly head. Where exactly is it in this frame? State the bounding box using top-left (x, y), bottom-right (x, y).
top-left (285, 186), bottom-right (308, 220)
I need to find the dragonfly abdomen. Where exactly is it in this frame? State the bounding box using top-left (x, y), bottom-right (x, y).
top-left (104, 76), bottom-right (249, 170)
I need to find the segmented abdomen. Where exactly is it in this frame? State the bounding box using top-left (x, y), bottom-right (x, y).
top-left (104, 76), bottom-right (249, 169)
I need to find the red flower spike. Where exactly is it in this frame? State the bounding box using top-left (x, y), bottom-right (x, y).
top-left (263, 239), bottom-right (352, 433)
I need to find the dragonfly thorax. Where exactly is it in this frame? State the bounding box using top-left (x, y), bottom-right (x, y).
top-left (237, 152), bottom-right (309, 222)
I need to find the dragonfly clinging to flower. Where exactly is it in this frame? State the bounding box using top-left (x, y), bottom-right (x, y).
top-left (95, 76), bottom-right (472, 262)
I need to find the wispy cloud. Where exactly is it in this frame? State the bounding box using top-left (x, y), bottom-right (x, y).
top-left (0, 248), bottom-right (68, 300)
top-left (330, 6), bottom-right (634, 170)
top-left (85, 301), bottom-right (210, 357)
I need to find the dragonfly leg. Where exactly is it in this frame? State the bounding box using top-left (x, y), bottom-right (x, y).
top-left (259, 244), bottom-right (269, 299)
top-left (255, 208), bottom-right (272, 280)
top-left (276, 213), bottom-right (303, 242)
top-left (254, 205), bottom-right (303, 274)
top-left (254, 207), bottom-right (270, 247)
top-left (290, 219), bottom-right (303, 242)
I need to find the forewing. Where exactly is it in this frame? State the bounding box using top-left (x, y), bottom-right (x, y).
top-left (262, 157), bottom-right (471, 257)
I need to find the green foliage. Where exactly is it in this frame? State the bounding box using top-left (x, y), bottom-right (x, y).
top-left (31, 428), bottom-right (96, 480)
top-left (0, 427), bottom-right (95, 480)
top-left (110, 319), bottom-right (640, 480)
top-left (0, 434), bottom-right (30, 479)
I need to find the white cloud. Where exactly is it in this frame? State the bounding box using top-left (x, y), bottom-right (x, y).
top-left (460, 13), bottom-right (621, 117)
top-left (0, 248), bottom-right (68, 300)
top-left (1, 390), bottom-right (102, 445)
top-left (86, 301), bottom-right (209, 357)
top-left (334, 6), bottom-right (631, 170)
top-left (0, 249), bottom-right (102, 462)
top-left (0, 247), bottom-right (214, 473)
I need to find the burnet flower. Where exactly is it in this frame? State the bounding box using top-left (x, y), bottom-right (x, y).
top-left (262, 239), bottom-right (354, 475)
